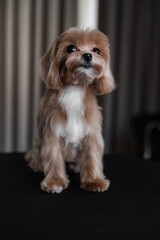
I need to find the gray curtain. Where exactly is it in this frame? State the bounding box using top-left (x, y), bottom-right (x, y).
top-left (0, 0), bottom-right (77, 152)
top-left (99, 0), bottom-right (160, 155)
top-left (0, 0), bottom-right (160, 155)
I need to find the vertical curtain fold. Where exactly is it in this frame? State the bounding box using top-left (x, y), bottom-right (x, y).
top-left (0, 0), bottom-right (78, 152)
top-left (0, 0), bottom-right (159, 155)
top-left (99, 0), bottom-right (160, 154)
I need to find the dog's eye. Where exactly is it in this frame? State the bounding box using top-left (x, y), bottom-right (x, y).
top-left (67, 45), bottom-right (77, 53)
top-left (93, 47), bottom-right (100, 55)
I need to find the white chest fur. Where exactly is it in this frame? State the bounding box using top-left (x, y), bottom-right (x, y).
top-left (55, 86), bottom-right (90, 146)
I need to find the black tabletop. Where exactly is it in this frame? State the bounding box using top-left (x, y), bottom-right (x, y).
top-left (0, 153), bottom-right (160, 240)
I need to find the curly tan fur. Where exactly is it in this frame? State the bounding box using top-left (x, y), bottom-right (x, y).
top-left (25, 28), bottom-right (115, 193)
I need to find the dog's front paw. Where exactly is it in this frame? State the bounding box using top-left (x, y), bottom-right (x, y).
top-left (40, 178), bottom-right (69, 193)
top-left (80, 179), bottom-right (110, 192)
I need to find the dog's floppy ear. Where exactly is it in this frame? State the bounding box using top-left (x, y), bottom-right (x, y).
top-left (95, 62), bottom-right (116, 95)
top-left (40, 37), bottom-right (61, 89)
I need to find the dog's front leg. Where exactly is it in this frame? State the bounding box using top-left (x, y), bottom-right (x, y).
top-left (80, 133), bottom-right (110, 192)
top-left (40, 137), bottom-right (69, 193)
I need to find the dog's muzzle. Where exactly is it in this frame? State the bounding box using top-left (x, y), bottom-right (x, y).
top-left (82, 53), bottom-right (92, 68)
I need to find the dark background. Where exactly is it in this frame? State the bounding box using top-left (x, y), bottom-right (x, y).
top-left (0, 0), bottom-right (160, 158)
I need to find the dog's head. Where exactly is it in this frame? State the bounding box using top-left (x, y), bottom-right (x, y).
top-left (40, 28), bottom-right (115, 95)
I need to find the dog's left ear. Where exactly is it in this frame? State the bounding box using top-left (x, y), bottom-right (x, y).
top-left (95, 63), bottom-right (116, 95)
top-left (39, 37), bottom-right (61, 89)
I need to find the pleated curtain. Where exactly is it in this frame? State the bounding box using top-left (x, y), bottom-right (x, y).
top-left (0, 0), bottom-right (160, 155)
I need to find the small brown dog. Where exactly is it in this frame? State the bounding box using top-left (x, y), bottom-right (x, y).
top-left (25, 28), bottom-right (115, 193)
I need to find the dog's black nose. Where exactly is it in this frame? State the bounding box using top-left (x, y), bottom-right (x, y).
top-left (82, 53), bottom-right (92, 62)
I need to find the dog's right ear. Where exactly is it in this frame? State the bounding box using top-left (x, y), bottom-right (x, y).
top-left (40, 37), bottom-right (61, 89)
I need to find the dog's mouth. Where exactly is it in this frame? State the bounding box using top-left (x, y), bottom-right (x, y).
top-left (81, 63), bottom-right (92, 69)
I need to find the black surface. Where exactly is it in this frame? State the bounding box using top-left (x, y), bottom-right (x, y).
top-left (0, 153), bottom-right (160, 240)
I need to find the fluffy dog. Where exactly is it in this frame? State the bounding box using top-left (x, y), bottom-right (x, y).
top-left (25, 27), bottom-right (115, 193)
